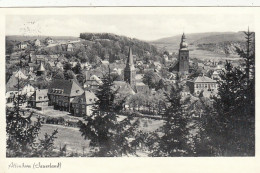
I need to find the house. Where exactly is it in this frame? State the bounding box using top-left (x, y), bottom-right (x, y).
top-left (136, 61), bottom-right (143, 67)
top-left (45, 37), bottom-right (54, 45)
top-left (35, 55), bottom-right (47, 64)
top-left (28, 89), bottom-right (49, 110)
top-left (48, 55), bottom-right (59, 62)
top-left (28, 63), bottom-right (37, 72)
top-left (113, 81), bottom-right (135, 95)
top-left (69, 61), bottom-right (78, 68)
top-left (135, 82), bottom-right (149, 94)
top-left (101, 60), bottom-right (109, 65)
top-left (34, 39), bottom-right (41, 47)
top-left (71, 90), bottom-right (97, 117)
top-left (6, 72), bottom-right (30, 103)
top-left (67, 43), bottom-right (74, 52)
top-left (84, 75), bottom-right (103, 91)
top-left (81, 62), bottom-right (91, 70)
top-left (151, 61), bottom-right (162, 71)
top-left (48, 79), bottom-right (84, 112)
top-left (21, 83), bottom-right (35, 97)
top-left (55, 61), bottom-right (63, 70)
top-left (17, 42), bottom-right (27, 50)
top-left (163, 54), bottom-right (169, 62)
top-left (211, 70), bottom-right (221, 80)
top-left (12, 69), bottom-right (28, 80)
top-left (187, 75), bottom-right (218, 97)
top-left (112, 68), bottom-right (123, 75)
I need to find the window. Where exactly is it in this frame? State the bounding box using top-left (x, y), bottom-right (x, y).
top-left (76, 90), bottom-right (79, 93)
top-left (39, 96), bottom-right (42, 100)
top-left (82, 105), bottom-right (85, 109)
top-left (44, 96), bottom-right (47, 99)
top-left (89, 99), bottom-right (92, 102)
top-left (196, 84), bottom-right (198, 88)
top-left (205, 84), bottom-right (207, 88)
top-left (76, 109), bottom-right (79, 113)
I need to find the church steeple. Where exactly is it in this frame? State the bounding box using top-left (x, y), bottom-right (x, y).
top-left (180, 33), bottom-right (188, 49)
top-left (126, 47), bottom-right (135, 69)
top-left (178, 33), bottom-right (189, 74)
top-left (124, 47), bottom-right (136, 89)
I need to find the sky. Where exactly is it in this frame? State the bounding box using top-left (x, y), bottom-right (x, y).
top-left (6, 14), bottom-right (255, 41)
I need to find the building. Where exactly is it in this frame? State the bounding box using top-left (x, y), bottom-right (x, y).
top-left (48, 79), bottom-right (84, 112)
top-left (211, 70), bottom-right (221, 80)
top-left (151, 61), bottom-right (162, 71)
top-left (35, 55), bottom-right (47, 64)
top-left (36, 62), bottom-right (46, 76)
top-left (84, 74), bottom-right (103, 91)
top-left (17, 42), bottom-right (27, 50)
top-left (124, 47), bottom-right (136, 90)
top-left (67, 43), bottom-right (74, 52)
top-left (48, 55), bottom-right (59, 62)
top-left (21, 83), bottom-right (35, 97)
top-left (187, 75), bottom-right (218, 97)
top-left (45, 37), bottom-right (54, 45)
top-left (169, 33), bottom-right (189, 74)
top-left (34, 39), bottom-right (41, 47)
top-left (135, 82), bottom-right (149, 94)
top-left (28, 89), bottom-right (49, 110)
top-left (71, 90), bottom-right (97, 117)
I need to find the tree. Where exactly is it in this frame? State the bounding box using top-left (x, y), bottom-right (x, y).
top-left (147, 85), bottom-right (192, 156)
top-left (78, 71), bottom-right (140, 156)
top-left (143, 70), bottom-right (160, 89)
top-left (6, 71), bottom-right (58, 157)
top-left (72, 62), bottom-right (82, 75)
top-left (197, 30), bottom-right (255, 156)
top-left (63, 62), bottom-right (72, 72)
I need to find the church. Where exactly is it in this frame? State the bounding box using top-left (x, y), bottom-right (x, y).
top-left (169, 33), bottom-right (190, 75)
top-left (124, 47), bottom-right (149, 94)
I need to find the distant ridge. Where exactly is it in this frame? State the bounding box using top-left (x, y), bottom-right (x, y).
top-left (151, 31), bottom-right (245, 45)
top-left (6, 35), bottom-right (79, 42)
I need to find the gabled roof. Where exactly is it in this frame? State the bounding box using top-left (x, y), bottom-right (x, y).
top-left (193, 76), bottom-right (216, 83)
top-left (71, 90), bottom-right (97, 105)
top-left (113, 81), bottom-right (135, 95)
top-left (89, 75), bottom-right (103, 84)
top-left (35, 55), bottom-right (46, 60)
top-left (49, 55), bottom-right (59, 59)
top-left (48, 79), bottom-right (84, 97)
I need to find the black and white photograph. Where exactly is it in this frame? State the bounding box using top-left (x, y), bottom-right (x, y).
top-left (4, 8), bottom-right (255, 158)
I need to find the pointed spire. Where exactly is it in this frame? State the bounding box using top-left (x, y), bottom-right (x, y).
top-left (38, 61), bottom-right (45, 72)
top-left (127, 47), bottom-right (134, 65)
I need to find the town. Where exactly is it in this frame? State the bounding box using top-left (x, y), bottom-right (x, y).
top-left (6, 30), bottom-right (254, 157)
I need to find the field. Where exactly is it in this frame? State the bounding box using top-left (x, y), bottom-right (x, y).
top-left (38, 117), bottom-right (164, 156)
top-left (39, 124), bottom-right (90, 154)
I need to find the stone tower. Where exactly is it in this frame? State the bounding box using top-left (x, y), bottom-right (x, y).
top-left (124, 47), bottom-right (136, 89)
top-left (178, 33), bottom-right (189, 74)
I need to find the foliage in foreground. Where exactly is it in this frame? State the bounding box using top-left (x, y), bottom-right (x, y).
top-left (78, 71), bottom-right (141, 156)
top-left (6, 80), bottom-right (58, 157)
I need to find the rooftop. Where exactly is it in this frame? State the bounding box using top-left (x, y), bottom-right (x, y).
top-left (193, 76), bottom-right (216, 83)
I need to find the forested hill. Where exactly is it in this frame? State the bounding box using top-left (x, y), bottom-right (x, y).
top-left (78, 33), bottom-right (162, 63)
top-left (151, 31), bottom-right (254, 56)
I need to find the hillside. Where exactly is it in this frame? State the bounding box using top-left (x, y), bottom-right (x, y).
top-left (6, 35), bottom-right (79, 42)
top-left (151, 31), bottom-right (250, 58)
